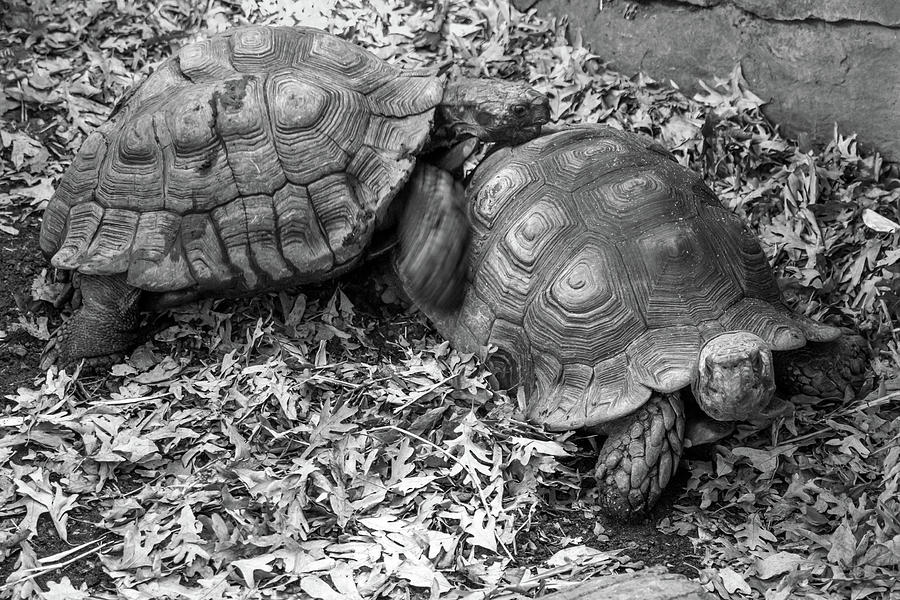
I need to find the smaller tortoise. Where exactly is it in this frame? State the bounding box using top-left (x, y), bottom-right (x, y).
top-left (39, 25), bottom-right (550, 369)
top-left (398, 124), bottom-right (868, 515)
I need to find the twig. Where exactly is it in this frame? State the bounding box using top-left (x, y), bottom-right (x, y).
top-left (0, 540), bottom-right (114, 592)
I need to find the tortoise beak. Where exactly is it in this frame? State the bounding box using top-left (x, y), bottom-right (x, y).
top-left (517, 125), bottom-right (543, 142)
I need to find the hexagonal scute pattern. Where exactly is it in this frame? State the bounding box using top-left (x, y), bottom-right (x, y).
top-left (40, 25), bottom-right (442, 296)
top-left (426, 124), bottom-right (825, 429)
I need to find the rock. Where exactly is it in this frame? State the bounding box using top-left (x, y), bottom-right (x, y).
top-left (527, 567), bottom-right (712, 599)
top-left (515, 0), bottom-right (900, 160)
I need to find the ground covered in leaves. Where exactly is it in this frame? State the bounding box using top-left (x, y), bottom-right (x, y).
top-left (1, 0), bottom-right (899, 599)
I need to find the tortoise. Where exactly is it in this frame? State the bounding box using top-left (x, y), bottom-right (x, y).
top-left (397, 124), bottom-right (868, 515)
top-left (39, 25), bottom-right (550, 369)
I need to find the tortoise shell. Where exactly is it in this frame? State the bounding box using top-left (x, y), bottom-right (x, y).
top-left (430, 125), bottom-right (837, 430)
top-left (39, 25), bottom-right (444, 295)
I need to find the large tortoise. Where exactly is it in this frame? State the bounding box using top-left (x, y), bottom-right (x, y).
top-left (39, 25), bottom-right (550, 368)
top-left (398, 124), bottom-right (867, 515)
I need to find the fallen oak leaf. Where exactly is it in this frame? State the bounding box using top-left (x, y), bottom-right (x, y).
top-left (730, 444), bottom-right (797, 477)
top-left (358, 514), bottom-right (408, 534)
top-left (300, 575), bottom-right (343, 600)
top-left (509, 437), bottom-right (571, 463)
top-left (718, 567), bottom-right (752, 594)
top-left (132, 356), bottom-right (186, 384)
top-left (30, 270), bottom-right (67, 304)
top-left (102, 522), bottom-right (165, 570)
top-left (390, 475), bottom-right (438, 494)
top-left (10, 177), bottom-right (55, 206)
top-left (827, 521), bottom-right (858, 567)
top-left (301, 398), bottom-right (358, 460)
top-left (754, 551), bottom-right (810, 579)
top-left (825, 433), bottom-right (871, 458)
top-left (231, 554), bottom-right (278, 588)
top-left (109, 432), bottom-right (159, 464)
top-left (0, 92), bottom-right (18, 114)
top-left (275, 547), bottom-right (336, 575)
top-left (395, 556), bottom-right (451, 591)
top-left (325, 541), bottom-right (382, 563)
top-left (47, 485), bottom-right (79, 545)
top-left (734, 513), bottom-right (777, 551)
top-left (163, 505), bottom-right (208, 565)
top-left (39, 577), bottom-right (91, 600)
top-left (546, 545), bottom-right (621, 568)
top-left (1, 131), bottom-right (46, 170)
top-left (328, 563), bottom-right (363, 600)
top-left (2, 540), bottom-right (40, 599)
top-left (860, 536), bottom-right (900, 567)
top-left (463, 508), bottom-right (498, 553)
top-left (14, 469), bottom-right (78, 543)
top-left (14, 314), bottom-right (51, 341)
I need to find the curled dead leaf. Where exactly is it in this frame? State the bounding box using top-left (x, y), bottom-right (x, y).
top-left (862, 208), bottom-right (900, 233)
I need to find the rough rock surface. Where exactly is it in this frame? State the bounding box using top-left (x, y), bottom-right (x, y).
top-left (535, 566), bottom-right (713, 600)
top-left (514, 0), bottom-right (900, 160)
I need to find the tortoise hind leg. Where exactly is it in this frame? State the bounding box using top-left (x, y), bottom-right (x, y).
top-left (395, 164), bottom-right (469, 313)
top-left (594, 393), bottom-right (685, 518)
top-left (41, 274), bottom-right (143, 370)
top-left (774, 334), bottom-right (869, 399)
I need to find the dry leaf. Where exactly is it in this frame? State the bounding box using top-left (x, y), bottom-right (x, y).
top-left (754, 551), bottom-right (807, 579)
top-left (718, 567), bottom-right (752, 594)
top-left (862, 209), bottom-right (900, 233)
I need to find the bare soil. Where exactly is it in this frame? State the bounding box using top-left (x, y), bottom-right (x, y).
top-left (0, 218), bottom-right (44, 399)
top-left (513, 472), bottom-right (699, 578)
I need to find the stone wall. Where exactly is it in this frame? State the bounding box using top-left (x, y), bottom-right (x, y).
top-left (513, 0), bottom-right (900, 160)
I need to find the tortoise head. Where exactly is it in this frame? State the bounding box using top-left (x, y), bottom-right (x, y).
top-left (439, 78), bottom-right (550, 144)
top-left (691, 331), bottom-right (776, 421)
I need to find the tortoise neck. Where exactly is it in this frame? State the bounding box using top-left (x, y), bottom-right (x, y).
top-left (440, 77), bottom-right (491, 107)
top-left (434, 77), bottom-right (487, 144)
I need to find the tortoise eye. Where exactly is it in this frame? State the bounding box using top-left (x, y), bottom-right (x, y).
top-left (511, 104), bottom-right (528, 117)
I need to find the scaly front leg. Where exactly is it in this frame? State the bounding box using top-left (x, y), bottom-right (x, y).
top-left (41, 274), bottom-right (143, 370)
top-left (594, 392), bottom-right (685, 517)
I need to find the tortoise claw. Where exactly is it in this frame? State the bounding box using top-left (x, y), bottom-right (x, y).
top-left (40, 334), bottom-right (123, 373)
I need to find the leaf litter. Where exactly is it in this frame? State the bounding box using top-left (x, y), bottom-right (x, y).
top-left (1, 0), bottom-right (899, 598)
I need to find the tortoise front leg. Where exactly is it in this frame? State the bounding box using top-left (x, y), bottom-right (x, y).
top-left (774, 334), bottom-right (869, 399)
top-left (594, 392), bottom-right (685, 517)
top-left (41, 274), bottom-right (143, 370)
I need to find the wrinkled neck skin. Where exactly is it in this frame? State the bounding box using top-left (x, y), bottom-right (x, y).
top-left (428, 84), bottom-right (479, 154)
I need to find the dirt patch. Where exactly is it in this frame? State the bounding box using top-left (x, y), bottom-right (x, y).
top-left (0, 508), bottom-right (112, 592)
top-left (0, 219), bottom-right (98, 590)
top-left (0, 218), bottom-right (45, 399)
top-left (513, 478), bottom-right (699, 578)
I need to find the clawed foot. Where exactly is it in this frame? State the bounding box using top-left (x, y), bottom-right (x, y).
top-left (40, 316), bottom-right (76, 371)
top-left (41, 347), bottom-right (127, 373)
top-left (40, 319), bottom-right (127, 372)
top-left (39, 274), bottom-right (143, 372)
